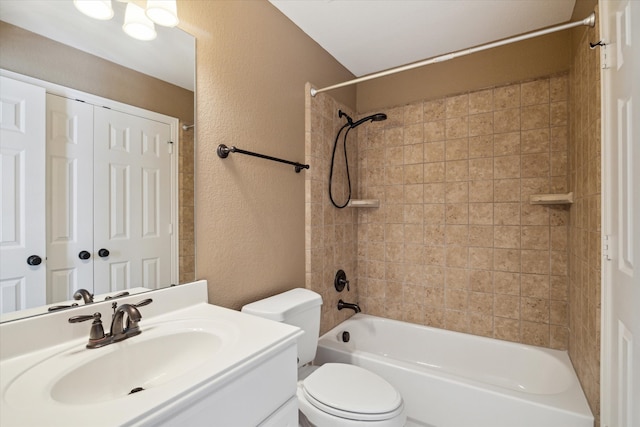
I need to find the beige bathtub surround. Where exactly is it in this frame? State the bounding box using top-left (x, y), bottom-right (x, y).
top-left (568, 8), bottom-right (601, 424)
top-left (305, 19), bottom-right (600, 426)
top-left (179, 122), bottom-right (195, 284)
top-left (356, 74), bottom-right (571, 349)
top-left (306, 85), bottom-right (360, 334)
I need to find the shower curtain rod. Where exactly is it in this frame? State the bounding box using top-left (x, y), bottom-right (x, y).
top-left (310, 12), bottom-right (595, 97)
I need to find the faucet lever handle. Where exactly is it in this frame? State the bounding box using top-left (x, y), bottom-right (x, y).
top-left (132, 298), bottom-right (153, 308)
top-left (68, 312), bottom-right (101, 323)
top-left (48, 303), bottom-right (79, 312)
top-left (104, 291), bottom-right (130, 300)
top-left (69, 312), bottom-right (107, 346)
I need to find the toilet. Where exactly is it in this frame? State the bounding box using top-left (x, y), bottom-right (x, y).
top-left (242, 288), bottom-right (406, 427)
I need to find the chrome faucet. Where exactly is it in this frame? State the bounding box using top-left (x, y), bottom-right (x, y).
top-left (337, 299), bottom-right (361, 313)
top-left (68, 298), bottom-right (153, 349)
top-left (73, 288), bottom-right (94, 304)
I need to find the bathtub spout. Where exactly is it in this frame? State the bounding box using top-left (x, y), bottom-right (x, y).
top-left (337, 299), bottom-right (361, 313)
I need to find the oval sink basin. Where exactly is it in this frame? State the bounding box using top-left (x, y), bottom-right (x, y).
top-left (5, 319), bottom-right (232, 407)
top-left (52, 331), bottom-right (221, 404)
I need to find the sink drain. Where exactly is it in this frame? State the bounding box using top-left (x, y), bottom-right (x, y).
top-left (129, 387), bottom-right (145, 395)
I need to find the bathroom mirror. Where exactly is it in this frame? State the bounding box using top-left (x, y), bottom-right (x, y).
top-left (0, 1), bottom-right (195, 322)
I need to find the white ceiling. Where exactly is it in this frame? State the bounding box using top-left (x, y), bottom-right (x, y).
top-left (0, 0), bottom-right (194, 91)
top-left (269, 0), bottom-right (577, 77)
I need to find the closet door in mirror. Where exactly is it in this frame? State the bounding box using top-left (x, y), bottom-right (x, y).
top-left (0, 77), bottom-right (46, 314)
top-left (93, 108), bottom-right (173, 295)
top-left (46, 95), bottom-right (94, 303)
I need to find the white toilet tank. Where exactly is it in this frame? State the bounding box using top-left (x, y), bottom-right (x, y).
top-left (241, 288), bottom-right (322, 367)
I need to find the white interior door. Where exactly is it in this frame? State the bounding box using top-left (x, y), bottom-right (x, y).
top-left (93, 107), bottom-right (173, 295)
top-left (45, 94), bottom-right (94, 303)
top-left (600, 0), bottom-right (640, 426)
top-left (0, 76), bottom-right (46, 314)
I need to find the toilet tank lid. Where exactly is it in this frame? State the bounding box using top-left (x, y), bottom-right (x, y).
top-left (241, 288), bottom-right (322, 321)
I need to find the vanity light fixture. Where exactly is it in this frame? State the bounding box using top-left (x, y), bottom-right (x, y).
top-left (73, 0), bottom-right (180, 41)
top-left (123, 2), bottom-right (157, 41)
top-left (73, 0), bottom-right (114, 20)
top-left (146, 0), bottom-right (180, 27)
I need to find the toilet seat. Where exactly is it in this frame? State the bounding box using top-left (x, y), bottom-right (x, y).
top-left (301, 363), bottom-right (404, 422)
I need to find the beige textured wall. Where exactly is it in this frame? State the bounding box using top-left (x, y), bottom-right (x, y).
top-left (356, 31), bottom-right (572, 112)
top-left (0, 21), bottom-right (194, 122)
top-left (571, 0), bottom-right (599, 20)
top-left (568, 7), bottom-right (601, 425)
top-left (178, 1), bottom-right (356, 309)
top-left (355, 76), bottom-right (571, 348)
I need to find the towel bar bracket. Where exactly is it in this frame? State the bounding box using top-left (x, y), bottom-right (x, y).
top-left (217, 144), bottom-right (231, 158)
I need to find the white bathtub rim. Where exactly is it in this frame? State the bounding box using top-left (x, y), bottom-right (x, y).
top-left (327, 313), bottom-right (577, 392)
top-left (319, 344), bottom-right (591, 419)
top-left (318, 314), bottom-right (593, 421)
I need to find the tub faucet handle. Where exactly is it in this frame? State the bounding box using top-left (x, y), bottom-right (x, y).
top-left (335, 270), bottom-right (350, 292)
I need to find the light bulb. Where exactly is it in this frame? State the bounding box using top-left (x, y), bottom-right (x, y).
top-left (123, 3), bottom-right (157, 41)
top-left (73, 0), bottom-right (114, 20)
top-left (145, 0), bottom-right (179, 27)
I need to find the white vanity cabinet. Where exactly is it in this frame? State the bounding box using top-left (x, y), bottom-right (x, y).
top-left (145, 341), bottom-right (299, 426)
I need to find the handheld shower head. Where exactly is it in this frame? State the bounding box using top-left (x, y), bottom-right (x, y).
top-left (350, 113), bottom-right (387, 128)
top-left (329, 109), bottom-right (388, 209)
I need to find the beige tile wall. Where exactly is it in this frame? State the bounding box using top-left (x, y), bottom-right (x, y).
top-left (179, 122), bottom-right (195, 284)
top-left (568, 8), bottom-right (601, 424)
top-left (306, 85), bottom-right (360, 334)
top-left (356, 75), bottom-right (571, 349)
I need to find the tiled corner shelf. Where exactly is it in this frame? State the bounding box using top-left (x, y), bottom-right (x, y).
top-left (347, 199), bottom-right (380, 208)
top-left (529, 192), bottom-right (574, 205)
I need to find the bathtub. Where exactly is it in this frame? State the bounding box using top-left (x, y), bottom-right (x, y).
top-left (314, 314), bottom-right (593, 427)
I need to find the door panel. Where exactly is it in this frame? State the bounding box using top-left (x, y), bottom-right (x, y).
top-left (0, 76), bottom-right (46, 314)
top-left (93, 108), bottom-right (172, 295)
top-left (45, 95), bottom-right (94, 303)
top-left (601, 0), bottom-right (639, 425)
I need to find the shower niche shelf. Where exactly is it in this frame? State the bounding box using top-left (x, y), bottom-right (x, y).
top-left (347, 199), bottom-right (380, 208)
top-left (529, 192), bottom-right (574, 205)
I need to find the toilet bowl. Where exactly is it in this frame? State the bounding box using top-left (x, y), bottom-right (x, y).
top-left (297, 364), bottom-right (405, 427)
top-left (241, 288), bottom-right (406, 426)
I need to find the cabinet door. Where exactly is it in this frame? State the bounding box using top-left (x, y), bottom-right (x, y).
top-left (93, 108), bottom-right (173, 294)
top-left (0, 76), bottom-right (46, 314)
top-left (45, 94), bottom-right (94, 303)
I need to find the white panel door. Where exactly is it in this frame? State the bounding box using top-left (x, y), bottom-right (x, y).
top-left (45, 95), bottom-right (94, 303)
top-left (0, 76), bottom-right (46, 314)
top-left (93, 108), bottom-right (173, 295)
top-left (601, 0), bottom-right (640, 426)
